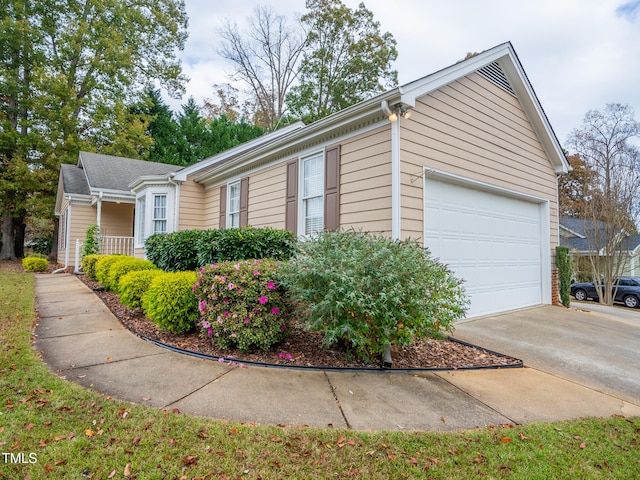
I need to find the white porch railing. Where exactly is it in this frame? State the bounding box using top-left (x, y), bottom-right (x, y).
top-left (100, 236), bottom-right (135, 256)
top-left (73, 236), bottom-right (135, 273)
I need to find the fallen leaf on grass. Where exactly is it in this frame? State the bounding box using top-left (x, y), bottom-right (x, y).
top-left (124, 462), bottom-right (132, 477)
top-left (580, 442), bottom-right (586, 449)
top-left (501, 437), bottom-right (512, 443)
top-left (108, 470), bottom-right (116, 479)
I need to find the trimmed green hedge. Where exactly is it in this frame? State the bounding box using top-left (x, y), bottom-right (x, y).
top-left (108, 258), bottom-right (158, 294)
top-left (145, 227), bottom-right (297, 272)
top-left (95, 255), bottom-right (127, 291)
top-left (119, 269), bottom-right (164, 310)
top-left (143, 271), bottom-right (199, 333)
top-left (82, 254), bottom-right (107, 281)
top-left (22, 256), bottom-right (48, 272)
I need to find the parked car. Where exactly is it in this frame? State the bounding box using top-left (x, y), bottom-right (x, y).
top-left (570, 277), bottom-right (640, 308)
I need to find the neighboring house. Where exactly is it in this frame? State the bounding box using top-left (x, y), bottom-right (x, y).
top-left (56, 42), bottom-right (570, 318)
top-left (560, 216), bottom-right (640, 278)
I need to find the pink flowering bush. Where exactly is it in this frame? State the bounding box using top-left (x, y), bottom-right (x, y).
top-left (193, 259), bottom-right (289, 352)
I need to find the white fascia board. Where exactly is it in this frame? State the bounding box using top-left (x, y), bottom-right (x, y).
top-left (559, 224), bottom-right (586, 239)
top-left (129, 175), bottom-right (172, 192)
top-left (400, 42), bottom-right (569, 175)
top-left (194, 93), bottom-right (399, 186)
top-left (173, 122), bottom-right (306, 182)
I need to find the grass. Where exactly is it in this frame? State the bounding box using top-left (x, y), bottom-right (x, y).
top-left (1, 265), bottom-right (639, 479)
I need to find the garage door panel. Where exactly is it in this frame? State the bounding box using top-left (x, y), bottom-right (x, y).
top-left (424, 178), bottom-right (543, 318)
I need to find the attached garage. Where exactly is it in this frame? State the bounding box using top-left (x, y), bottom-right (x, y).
top-left (423, 174), bottom-right (550, 318)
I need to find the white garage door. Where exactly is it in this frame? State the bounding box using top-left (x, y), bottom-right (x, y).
top-left (424, 177), bottom-right (543, 318)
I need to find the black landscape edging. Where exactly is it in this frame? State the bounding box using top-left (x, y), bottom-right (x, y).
top-left (132, 329), bottom-right (524, 373)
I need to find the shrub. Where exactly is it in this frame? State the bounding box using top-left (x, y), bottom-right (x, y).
top-left (280, 230), bottom-right (469, 364)
top-left (119, 269), bottom-right (164, 309)
top-left (145, 230), bottom-right (204, 272)
top-left (108, 258), bottom-right (158, 294)
top-left (143, 271), bottom-right (199, 333)
top-left (95, 255), bottom-right (127, 290)
top-left (193, 259), bottom-right (288, 352)
top-left (22, 256), bottom-right (48, 272)
top-left (82, 254), bottom-right (106, 281)
top-left (556, 246), bottom-right (572, 308)
top-left (83, 224), bottom-right (100, 256)
top-left (196, 226), bottom-right (297, 265)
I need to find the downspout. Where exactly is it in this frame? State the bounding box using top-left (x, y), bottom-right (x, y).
top-left (96, 191), bottom-right (103, 230)
top-left (382, 100), bottom-right (405, 368)
top-left (64, 196), bottom-right (72, 268)
top-left (167, 172), bottom-right (180, 231)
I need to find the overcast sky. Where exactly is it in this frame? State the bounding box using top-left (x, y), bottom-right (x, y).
top-left (167, 0), bottom-right (640, 149)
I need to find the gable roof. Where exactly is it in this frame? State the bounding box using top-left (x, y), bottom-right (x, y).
top-left (189, 42), bottom-right (569, 185)
top-left (560, 216), bottom-right (640, 254)
top-left (78, 152), bottom-right (182, 192)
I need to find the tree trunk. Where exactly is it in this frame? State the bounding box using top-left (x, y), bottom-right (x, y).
top-left (0, 212), bottom-right (17, 260)
top-left (50, 217), bottom-right (59, 262)
top-left (13, 217), bottom-right (26, 258)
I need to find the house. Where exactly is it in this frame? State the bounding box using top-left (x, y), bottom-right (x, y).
top-left (560, 216), bottom-right (640, 278)
top-left (56, 42), bottom-right (570, 318)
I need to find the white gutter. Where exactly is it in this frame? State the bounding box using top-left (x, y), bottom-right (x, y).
top-left (64, 197), bottom-right (72, 267)
top-left (167, 172), bottom-right (180, 231)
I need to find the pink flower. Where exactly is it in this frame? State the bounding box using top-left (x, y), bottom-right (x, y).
top-left (217, 316), bottom-right (223, 324)
top-left (207, 327), bottom-right (213, 337)
top-left (253, 270), bottom-right (260, 276)
top-left (201, 320), bottom-right (211, 329)
top-left (223, 311), bottom-right (230, 317)
top-left (259, 295), bottom-right (268, 305)
top-left (243, 318), bottom-right (249, 324)
top-left (228, 283), bottom-right (235, 289)
top-left (254, 308), bottom-right (261, 314)
top-left (234, 264), bottom-right (240, 270)
top-left (271, 307), bottom-right (280, 315)
top-left (267, 281), bottom-right (276, 290)
top-left (199, 300), bottom-right (207, 313)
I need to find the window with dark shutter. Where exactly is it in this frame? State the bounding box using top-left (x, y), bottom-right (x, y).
top-left (239, 177), bottom-right (249, 227)
top-left (324, 145), bottom-right (340, 231)
top-left (285, 159), bottom-right (298, 233)
top-left (219, 184), bottom-right (227, 228)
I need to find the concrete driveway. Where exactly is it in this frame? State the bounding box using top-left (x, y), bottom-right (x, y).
top-left (453, 304), bottom-right (640, 404)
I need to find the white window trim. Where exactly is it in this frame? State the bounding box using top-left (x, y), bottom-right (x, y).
top-left (298, 151), bottom-right (325, 237)
top-left (134, 186), bottom-right (175, 248)
top-left (227, 179), bottom-right (241, 229)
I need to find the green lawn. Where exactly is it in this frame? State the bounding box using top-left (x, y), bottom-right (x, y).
top-left (1, 266), bottom-right (639, 479)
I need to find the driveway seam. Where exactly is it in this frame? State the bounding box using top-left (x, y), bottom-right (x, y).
top-left (162, 368), bottom-right (238, 410)
top-left (435, 374), bottom-right (520, 425)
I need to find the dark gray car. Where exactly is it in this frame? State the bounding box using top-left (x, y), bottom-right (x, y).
top-left (571, 277), bottom-right (640, 308)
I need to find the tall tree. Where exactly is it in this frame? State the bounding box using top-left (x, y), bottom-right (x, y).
top-left (566, 103), bottom-right (640, 305)
top-left (218, 6), bottom-right (306, 130)
top-left (558, 154), bottom-right (596, 218)
top-left (140, 89), bottom-right (182, 165)
top-left (0, 0), bottom-right (188, 260)
top-left (286, 0), bottom-right (398, 124)
top-left (177, 97), bottom-right (211, 165)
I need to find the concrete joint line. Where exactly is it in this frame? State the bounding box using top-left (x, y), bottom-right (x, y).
top-left (324, 372), bottom-right (352, 430)
top-left (436, 374), bottom-right (520, 425)
top-left (163, 368), bottom-right (237, 410)
top-left (53, 352), bottom-right (169, 373)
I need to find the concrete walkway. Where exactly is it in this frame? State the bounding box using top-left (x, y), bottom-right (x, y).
top-left (33, 274), bottom-right (640, 431)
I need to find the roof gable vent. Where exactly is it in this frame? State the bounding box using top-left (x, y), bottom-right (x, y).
top-left (477, 62), bottom-right (516, 96)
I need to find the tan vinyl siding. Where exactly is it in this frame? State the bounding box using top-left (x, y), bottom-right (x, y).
top-left (178, 179), bottom-right (205, 229)
top-left (339, 125), bottom-right (392, 235)
top-left (247, 163), bottom-right (287, 229)
top-left (400, 72), bottom-right (559, 255)
top-left (202, 184), bottom-right (220, 229)
top-left (100, 203), bottom-right (134, 236)
top-left (64, 204), bottom-right (96, 267)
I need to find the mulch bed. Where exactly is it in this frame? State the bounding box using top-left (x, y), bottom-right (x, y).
top-left (67, 271), bottom-right (521, 371)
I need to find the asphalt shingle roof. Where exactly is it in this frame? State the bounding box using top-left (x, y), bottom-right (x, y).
top-left (78, 152), bottom-right (183, 192)
top-left (60, 163), bottom-right (91, 196)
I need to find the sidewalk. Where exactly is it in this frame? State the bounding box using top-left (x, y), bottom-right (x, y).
top-left (32, 274), bottom-right (640, 431)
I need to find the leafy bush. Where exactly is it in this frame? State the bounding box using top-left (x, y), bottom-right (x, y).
top-left (194, 259), bottom-right (288, 352)
top-left (144, 230), bottom-right (203, 272)
top-left (119, 269), bottom-right (164, 310)
top-left (143, 271), bottom-right (199, 333)
top-left (108, 258), bottom-right (158, 294)
top-left (95, 255), bottom-right (127, 290)
top-left (556, 246), bottom-right (571, 307)
top-left (83, 224), bottom-right (100, 256)
top-left (30, 235), bottom-right (53, 255)
top-left (22, 256), bottom-right (48, 272)
top-left (280, 230), bottom-right (469, 364)
top-left (196, 226), bottom-right (297, 265)
top-left (82, 254), bottom-right (106, 281)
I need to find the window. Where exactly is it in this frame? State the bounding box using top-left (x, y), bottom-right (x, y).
top-left (227, 181), bottom-right (241, 228)
top-left (301, 153), bottom-right (324, 235)
top-left (136, 196), bottom-right (146, 244)
top-left (153, 194), bottom-right (167, 234)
